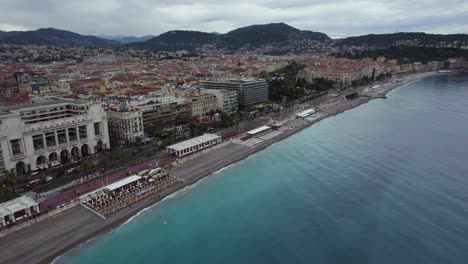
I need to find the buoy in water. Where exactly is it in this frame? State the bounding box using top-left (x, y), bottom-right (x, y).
top-left (163, 221), bottom-right (167, 225)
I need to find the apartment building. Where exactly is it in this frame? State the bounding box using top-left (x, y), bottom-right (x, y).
top-left (107, 109), bottom-right (144, 146)
top-left (136, 98), bottom-right (190, 138)
top-left (187, 94), bottom-right (217, 117)
top-left (201, 89), bottom-right (238, 114)
top-left (201, 79), bottom-right (268, 110)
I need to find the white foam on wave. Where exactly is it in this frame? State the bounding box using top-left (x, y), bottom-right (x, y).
top-left (51, 237), bottom-right (99, 264)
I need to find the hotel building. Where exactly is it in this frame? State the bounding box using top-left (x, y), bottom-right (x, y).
top-left (201, 79), bottom-right (268, 110)
top-left (0, 97), bottom-right (109, 175)
top-left (201, 89), bottom-right (238, 114)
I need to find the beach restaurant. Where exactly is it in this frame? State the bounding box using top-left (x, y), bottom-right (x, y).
top-left (166, 133), bottom-right (222, 157)
top-left (246, 125), bottom-right (272, 137)
top-left (0, 196), bottom-right (39, 227)
top-left (296, 109), bottom-right (316, 119)
top-left (79, 175), bottom-right (143, 204)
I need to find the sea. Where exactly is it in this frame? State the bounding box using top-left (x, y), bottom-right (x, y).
top-left (57, 73), bottom-right (468, 264)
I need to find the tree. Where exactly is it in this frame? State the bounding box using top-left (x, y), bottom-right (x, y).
top-left (3, 170), bottom-right (17, 193)
top-left (78, 161), bottom-right (93, 172)
top-left (135, 136), bottom-right (142, 144)
top-left (218, 111), bottom-right (234, 128)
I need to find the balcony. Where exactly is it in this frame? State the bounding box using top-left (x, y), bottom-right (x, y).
top-left (80, 138), bottom-right (88, 144)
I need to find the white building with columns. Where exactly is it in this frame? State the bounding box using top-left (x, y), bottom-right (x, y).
top-left (0, 97), bottom-right (110, 175)
top-left (0, 196), bottom-right (39, 227)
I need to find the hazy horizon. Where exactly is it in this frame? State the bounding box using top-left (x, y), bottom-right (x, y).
top-left (0, 0), bottom-right (467, 38)
top-left (1, 23), bottom-right (467, 40)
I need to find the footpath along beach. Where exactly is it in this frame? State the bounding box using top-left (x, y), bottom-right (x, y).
top-left (0, 72), bottom-right (436, 264)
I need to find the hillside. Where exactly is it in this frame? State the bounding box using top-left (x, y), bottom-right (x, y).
top-left (128, 23), bottom-right (332, 54)
top-left (336, 32), bottom-right (468, 48)
top-left (335, 46), bottom-right (468, 63)
top-left (132, 30), bottom-right (218, 52)
top-left (98, 35), bottom-right (155, 44)
top-left (221, 23), bottom-right (330, 49)
top-left (0, 28), bottom-right (119, 47)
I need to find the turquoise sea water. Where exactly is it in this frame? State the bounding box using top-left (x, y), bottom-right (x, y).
top-left (59, 73), bottom-right (468, 264)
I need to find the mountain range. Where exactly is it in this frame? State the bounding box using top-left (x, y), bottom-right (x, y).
top-left (0, 28), bottom-right (119, 47)
top-left (126, 23), bottom-right (331, 53)
top-left (97, 34), bottom-right (155, 44)
top-left (1, 23), bottom-right (467, 53)
top-left (336, 32), bottom-right (468, 48)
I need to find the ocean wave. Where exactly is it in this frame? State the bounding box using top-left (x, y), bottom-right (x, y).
top-left (51, 237), bottom-right (99, 264)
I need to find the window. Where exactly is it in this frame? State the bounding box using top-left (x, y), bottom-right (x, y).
top-left (57, 129), bottom-right (67, 144)
top-left (45, 131), bottom-right (56, 147)
top-left (68, 127), bottom-right (77, 142)
top-left (79, 125), bottom-right (87, 139)
top-left (10, 139), bottom-right (22, 156)
top-left (94, 122), bottom-right (101, 135)
top-left (33, 134), bottom-right (44, 150)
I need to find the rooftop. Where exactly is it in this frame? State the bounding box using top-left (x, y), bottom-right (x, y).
top-left (0, 96), bottom-right (90, 116)
top-left (0, 196), bottom-right (38, 218)
top-left (167, 133), bottom-right (221, 151)
top-left (247, 125), bottom-right (271, 135)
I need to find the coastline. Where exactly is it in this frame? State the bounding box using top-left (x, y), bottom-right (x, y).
top-left (0, 71), bottom-right (437, 264)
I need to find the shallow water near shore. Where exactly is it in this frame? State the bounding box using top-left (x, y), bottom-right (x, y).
top-left (59, 73), bottom-right (468, 264)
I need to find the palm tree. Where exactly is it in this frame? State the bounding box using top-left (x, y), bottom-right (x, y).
top-left (3, 170), bottom-right (17, 193)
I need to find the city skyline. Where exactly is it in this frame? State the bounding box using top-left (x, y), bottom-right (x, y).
top-left (0, 0), bottom-right (467, 38)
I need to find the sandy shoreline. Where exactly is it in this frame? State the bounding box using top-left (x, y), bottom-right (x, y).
top-left (0, 71), bottom-right (437, 264)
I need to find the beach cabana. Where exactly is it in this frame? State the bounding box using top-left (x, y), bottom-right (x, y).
top-left (167, 134), bottom-right (222, 157)
top-left (0, 196), bottom-right (39, 225)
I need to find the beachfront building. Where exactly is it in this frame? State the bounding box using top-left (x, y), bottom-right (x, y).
top-left (166, 134), bottom-right (222, 157)
top-left (201, 89), bottom-right (238, 115)
top-left (80, 171), bottom-right (182, 218)
top-left (187, 93), bottom-right (217, 117)
top-left (106, 108), bottom-right (144, 146)
top-left (136, 98), bottom-right (190, 138)
top-left (296, 109), bottom-right (316, 119)
top-left (201, 79), bottom-right (268, 110)
top-left (0, 196), bottom-right (39, 227)
top-left (0, 97), bottom-right (110, 175)
top-left (246, 125), bottom-right (272, 137)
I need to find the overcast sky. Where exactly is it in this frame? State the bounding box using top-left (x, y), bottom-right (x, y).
top-left (0, 0), bottom-right (467, 38)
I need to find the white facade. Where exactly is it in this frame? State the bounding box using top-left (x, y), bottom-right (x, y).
top-left (0, 97), bottom-right (110, 174)
top-left (188, 94), bottom-right (217, 117)
top-left (167, 134), bottom-right (222, 157)
top-left (0, 196), bottom-right (39, 226)
top-left (107, 110), bottom-right (144, 146)
top-left (201, 89), bottom-right (238, 114)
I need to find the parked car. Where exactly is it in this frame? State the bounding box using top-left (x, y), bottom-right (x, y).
top-left (26, 179), bottom-right (41, 189)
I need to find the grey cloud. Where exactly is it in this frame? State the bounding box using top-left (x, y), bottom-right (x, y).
top-left (0, 0), bottom-right (466, 37)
